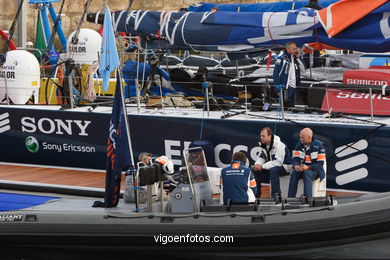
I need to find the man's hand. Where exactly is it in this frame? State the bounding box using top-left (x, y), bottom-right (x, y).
top-left (294, 165), bottom-right (303, 172)
top-left (253, 164), bottom-right (262, 171)
top-left (301, 164), bottom-right (310, 171)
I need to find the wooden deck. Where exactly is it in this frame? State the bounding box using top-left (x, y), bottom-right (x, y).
top-left (0, 164), bottom-right (123, 189)
top-left (0, 163), bottom-right (365, 198)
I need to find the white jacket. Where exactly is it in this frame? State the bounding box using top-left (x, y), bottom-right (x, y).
top-left (255, 135), bottom-right (292, 172)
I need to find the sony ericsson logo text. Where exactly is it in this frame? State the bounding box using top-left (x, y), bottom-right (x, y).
top-left (0, 112), bottom-right (10, 134)
top-left (334, 139), bottom-right (368, 186)
top-left (24, 136), bottom-right (96, 154)
top-left (346, 79), bottom-right (388, 86)
top-left (21, 117), bottom-right (91, 136)
top-left (336, 92), bottom-right (390, 100)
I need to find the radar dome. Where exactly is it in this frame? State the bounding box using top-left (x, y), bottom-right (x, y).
top-left (66, 28), bottom-right (102, 65)
top-left (0, 50), bottom-right (40, 104)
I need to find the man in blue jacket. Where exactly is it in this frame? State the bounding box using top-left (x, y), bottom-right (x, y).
top-left (220, 152), bottom-right (257, 205)
top-left (288, 128), bottom-right (326, 197)
top-left (273, 42), bottom-right (305, 106)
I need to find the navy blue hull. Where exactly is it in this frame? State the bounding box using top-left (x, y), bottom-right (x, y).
top-left (0, 106), bottom-right (389, 193)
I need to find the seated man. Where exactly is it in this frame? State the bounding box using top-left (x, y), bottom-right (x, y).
top-left (139, 152), bottom-right (153, 166)
top-left (220, 152), bottom-right (256, 205)
top-left (253, 127), bottom-right (292, 199)
top-left (288, 128), bottom-right (326, 198)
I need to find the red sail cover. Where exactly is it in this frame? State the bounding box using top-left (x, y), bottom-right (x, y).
top-left (322, 69), bottom-right (390, 116)
top-left (317, 0), bottom-right (389, 38)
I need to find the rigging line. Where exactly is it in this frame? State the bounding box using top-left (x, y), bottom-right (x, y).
top-left (45, 0), bottom-right (66, 59)
top-left (266, 12), bottom-right (282, 50)
top-left (273, 92), bottom-right (282, 135)
top-left (126, 0), bottom-right (136, 13)
top-left (124, 0), bottom-right (136, 32)
top-left (313, 11), bottom-right (321, 44)
top-left (71, 0), bottom-right (93, 45)
top-left (0, 0), bottom-right (25, 62)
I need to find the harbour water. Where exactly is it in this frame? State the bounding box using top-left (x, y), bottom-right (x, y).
top-left (3, 236), bottom-right (390, 260)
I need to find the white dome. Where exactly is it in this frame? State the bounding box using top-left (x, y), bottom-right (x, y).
top-left (66, 28), bottom-right (102, 65)
top-left (0, 50), bottom-right (40, 104)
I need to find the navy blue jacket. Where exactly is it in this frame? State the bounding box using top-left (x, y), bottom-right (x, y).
top-left (221, 160), bottom-right (256, 205)
top-left (292, 139), bottom-right (326, 180)
top-left (273, 53), bottom-right (304, 87)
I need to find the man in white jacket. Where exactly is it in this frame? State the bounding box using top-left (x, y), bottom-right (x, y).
top-left (253, 127), bottom-right (292, 199)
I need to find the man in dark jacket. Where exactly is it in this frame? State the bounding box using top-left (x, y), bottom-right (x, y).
top-left (273, 42), bottom-right (305, 106)
top-left (220, 152), bottom-right (257, 205)
top-left (288, 128), bottom-right (326, 197)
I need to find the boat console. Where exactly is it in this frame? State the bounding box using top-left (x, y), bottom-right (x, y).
top-left (169, 147), bottom-right (214, 213)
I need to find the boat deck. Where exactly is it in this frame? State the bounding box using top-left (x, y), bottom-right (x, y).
top-left (0, 164), bottom-right (111, 189)
top-left (0, 163), bottom-right (366, 198)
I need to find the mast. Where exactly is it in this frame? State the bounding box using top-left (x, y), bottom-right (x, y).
top-left (17, 0), bottom-right (27, 48)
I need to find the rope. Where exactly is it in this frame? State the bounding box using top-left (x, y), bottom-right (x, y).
top-left (313, 12), bottom-right (321, 48)
top-left (84, 62), bottom-right (99, 102)
top-left (266, 12), bottom-right (282, 50)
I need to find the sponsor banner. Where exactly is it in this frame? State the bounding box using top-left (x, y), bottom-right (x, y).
top-left (321, 89), bottom-right (390, 116)
top-left (1, 107), bottom-right (390, 192)
top-left (0, 108), bottom-right (108, 169)
top-left (343, 69), bottom-right (390, 86)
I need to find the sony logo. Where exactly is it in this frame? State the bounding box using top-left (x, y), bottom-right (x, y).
top-left (21, 117), bottom-right (91, 136)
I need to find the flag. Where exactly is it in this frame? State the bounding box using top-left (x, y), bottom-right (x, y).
top-left (102, 73), bottom-right (131, 207)
top-left (318, 0), bottom-right (389, 38)
top-left (35, 11), bottom-right (47, 61)
top-left (99, 5), bottom-right (120, 92)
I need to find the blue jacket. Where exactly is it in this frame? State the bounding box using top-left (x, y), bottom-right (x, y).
top-left (220, 160), bottom-right (256, 205)
top-left (273, 53), bottom-right (304, 87)
top-left (292, 139), bottom-right (326, 180)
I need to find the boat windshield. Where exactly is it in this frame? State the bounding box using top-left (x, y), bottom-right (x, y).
top-left (184, 147), bottom-right (209, 184)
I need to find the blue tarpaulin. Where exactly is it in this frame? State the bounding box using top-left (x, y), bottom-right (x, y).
top-left (188, 0), bottom-right (338, 12)
top-left (0, 192), bottom-right (58, 211)
top-left (109, 1), bottom-right (390, 53)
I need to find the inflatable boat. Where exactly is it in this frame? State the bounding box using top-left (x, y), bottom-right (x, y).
top-left (1, 191), bottom-right (390, 255)
top-left (1, 147), bottom-right (390, 256)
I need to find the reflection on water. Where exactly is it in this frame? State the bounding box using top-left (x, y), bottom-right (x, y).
top-left (3, 237), bottom-right (390, 260)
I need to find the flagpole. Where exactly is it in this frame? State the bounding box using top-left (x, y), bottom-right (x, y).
top-left (117, 66), bottom-right (139, 211)
top-left (117, 67), bottom-right (135, 167)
